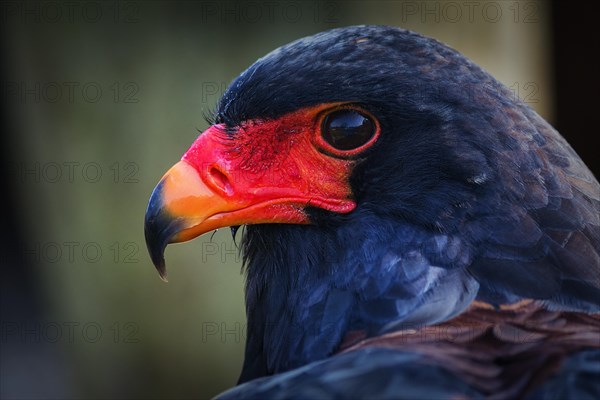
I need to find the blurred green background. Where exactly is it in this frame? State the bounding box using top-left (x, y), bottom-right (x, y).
top-left (2, 0), bottom-right (592, 398)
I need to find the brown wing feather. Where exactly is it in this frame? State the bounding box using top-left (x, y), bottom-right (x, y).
top-left (340, 301), bottom-right (600, 399)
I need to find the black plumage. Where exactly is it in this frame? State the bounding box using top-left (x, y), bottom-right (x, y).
top-left (148, 25), bottom-right (600, 398)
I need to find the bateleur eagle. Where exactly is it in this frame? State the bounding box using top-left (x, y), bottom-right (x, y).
top-left (144, 26), bottom-right (600, 399)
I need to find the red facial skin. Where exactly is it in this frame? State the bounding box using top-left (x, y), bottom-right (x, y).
top-left (154, 102), bottom-right (380, 244)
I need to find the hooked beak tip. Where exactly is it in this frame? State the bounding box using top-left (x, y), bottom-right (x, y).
top-left (144, 180), bottom-right (177, 282)
top-left (156, 260), bottom-right (169, 283)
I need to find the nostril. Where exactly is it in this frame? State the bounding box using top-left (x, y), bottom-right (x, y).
top-left (208, 166), bottom-right (233, 195)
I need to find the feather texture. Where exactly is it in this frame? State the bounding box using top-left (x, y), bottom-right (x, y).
top-left (205, 25), bottom-right (600, 395)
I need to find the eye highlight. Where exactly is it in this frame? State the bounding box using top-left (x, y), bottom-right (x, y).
top-left (319, 107), bottom-right (379, 155)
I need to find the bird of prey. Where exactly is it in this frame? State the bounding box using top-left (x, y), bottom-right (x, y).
top-left (144, 26), bottom-right (600, 399)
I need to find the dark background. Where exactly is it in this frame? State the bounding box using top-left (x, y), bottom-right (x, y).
top-left (1, 1), bottom-right (597, 399)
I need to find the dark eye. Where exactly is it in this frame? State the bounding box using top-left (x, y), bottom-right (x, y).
top-left (321, 109), bottom-right (376, 151)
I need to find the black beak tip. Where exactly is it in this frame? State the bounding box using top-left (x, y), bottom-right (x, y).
top-left (144, 215), bottom-right (170, 283)
top-left (144, 181), bottom-right (176, 283)
top-left (155, 259), bottom-right (169, 283)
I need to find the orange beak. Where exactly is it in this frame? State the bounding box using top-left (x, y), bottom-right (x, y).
top-left (144, 113), bottom-right (357, 281)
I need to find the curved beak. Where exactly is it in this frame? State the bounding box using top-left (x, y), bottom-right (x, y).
top-left (144, 123), bottom-right (356, 281)
top-left (144, 160), bottom-right (240, 281)
top-left (144, 159), bottom-right (315, 281)
top-left (144, 179), bottom-right (174, 281)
